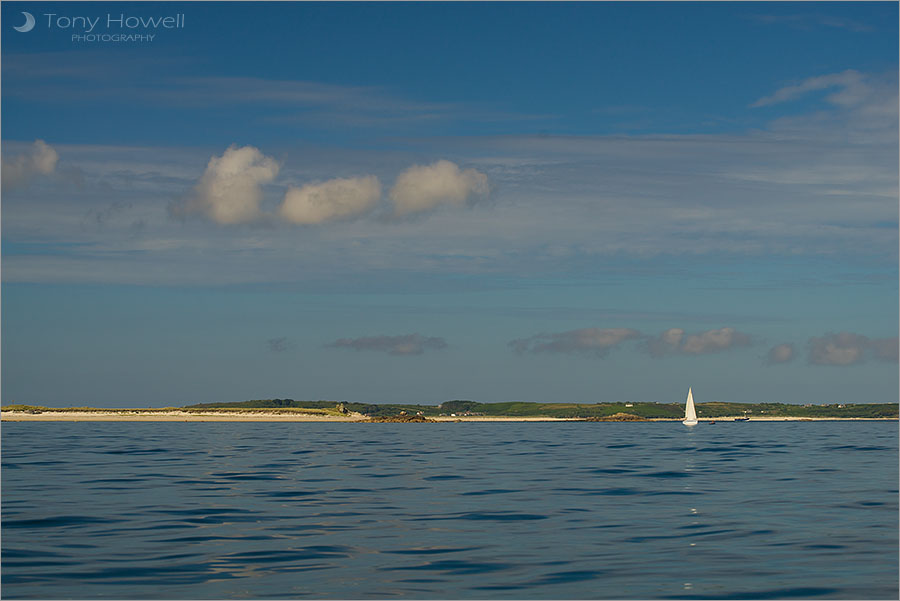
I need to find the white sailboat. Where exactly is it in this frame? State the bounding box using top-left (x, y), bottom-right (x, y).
top-left (682, 387), bottom-right (698, 426)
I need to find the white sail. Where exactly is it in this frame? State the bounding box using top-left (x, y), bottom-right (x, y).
top-left (683, 387), bottom-right (698, 426)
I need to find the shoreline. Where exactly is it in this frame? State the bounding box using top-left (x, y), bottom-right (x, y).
top-left (0, 410), bottom-right (368, 422)
top-left (1, 411), bottom-right (895, 423)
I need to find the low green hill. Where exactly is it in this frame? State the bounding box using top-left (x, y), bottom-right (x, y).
top-left (180, 399), bottom-right (898, 419)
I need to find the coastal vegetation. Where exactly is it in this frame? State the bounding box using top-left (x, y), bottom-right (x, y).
top-left (182, 399), bottom-right (898, 419)
top-left (4, 400), bottom-right (897, 420)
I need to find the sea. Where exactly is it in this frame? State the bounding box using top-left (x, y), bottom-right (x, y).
top-left (2, 420), bottom-right (897, 600)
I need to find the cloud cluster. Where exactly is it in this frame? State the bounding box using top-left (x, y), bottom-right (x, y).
top-left (170, 145), bottom-right (280, 224)
top-left (645, 327), bottom-right (752, 357)
top-left (2, 139), bottom-right (58, 191)
top-left (808, 332), bottom-right (898, 365)
top-left (510, 326), bottom-right (754, 359)
top-left (174, 148), bottom-right (489, 226)
top-left (327, 333), bottom-right (448, 356)
top-left (766, 343), bottom-right (795, 365)
top-left (509, 328), bottom-right (641, 356)
top-left (280, 176), bottom-right (381, 224)
top-left (390, 159), bottom-right (489, 217)
top-left (508, 326), bottom-right (898, 367)
top-left (7, 66), bottom-right (893, 289)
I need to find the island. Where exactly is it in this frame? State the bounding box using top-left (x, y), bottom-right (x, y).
top-left (2, 399), bottom-right (897, 422)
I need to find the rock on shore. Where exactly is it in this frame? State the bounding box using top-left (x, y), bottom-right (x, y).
top-left (584, 413), bottom-right (649, 422)
top-left (363, 414), bottom-right (436, 423)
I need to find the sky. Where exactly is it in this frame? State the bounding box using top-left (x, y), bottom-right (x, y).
top-left (1, 1), bottom-right (897, 407)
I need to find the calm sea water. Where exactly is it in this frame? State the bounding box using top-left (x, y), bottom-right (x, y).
top-left (2, 421), bottom-right (897, 600)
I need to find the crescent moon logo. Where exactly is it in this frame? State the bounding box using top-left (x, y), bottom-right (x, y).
top-left (14, 11), bottom-right (36, 33)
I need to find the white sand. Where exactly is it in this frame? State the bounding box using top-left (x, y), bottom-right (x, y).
top-left (1, 410), bottom-right (368, 422)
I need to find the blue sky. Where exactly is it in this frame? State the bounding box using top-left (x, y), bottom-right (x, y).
top-left (2, 2), bottom-right (897, 406)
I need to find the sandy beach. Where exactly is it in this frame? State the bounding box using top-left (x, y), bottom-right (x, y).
top-left (3, 411), bottom-right (586, 423)
top-left (0, 410), bottom-right (368, 422)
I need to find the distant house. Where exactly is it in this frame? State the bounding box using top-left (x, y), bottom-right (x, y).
top-left (625, 403), bottom-right (634, 408)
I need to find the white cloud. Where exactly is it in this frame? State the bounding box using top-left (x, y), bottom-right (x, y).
top-left (2, 139), bottom-right (58, 191)
top-left (766, 343), bottom-right (795, 365)
top-left (390, 160), bottom-right (489, 217)
top-left (509, 327), bottom-right (641, 357)
top-left (170, 145), bottom-right (279, 224)
top-left (279, 175), bottom-right (381, 224)
top-left (645, 327), bottom-right (752, 356)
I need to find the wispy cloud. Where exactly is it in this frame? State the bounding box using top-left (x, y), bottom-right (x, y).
top-left (152, 77), bottom-right (473, 129)
top-left (509, 328), bottom-right (641, 357)
top-left (164, 77), bottom-right (553, 128)
top-left (750, 69), bottom-right (898, 144)
top-left (746, 13), bottom-right (873, 33)
top-left (2, 139), bottom-right (58, 191)
top-left (2, 54), bottom-right (550, 129)
top-left (327, 333), bottom-right (448, 356)
top-left (808, 332), bottom-right (898, 365)
top-left (751, 69), bottom-right (867, 108)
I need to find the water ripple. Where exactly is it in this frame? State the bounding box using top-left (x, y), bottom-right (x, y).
top-left (2, 421), bottom-right (896, 599)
